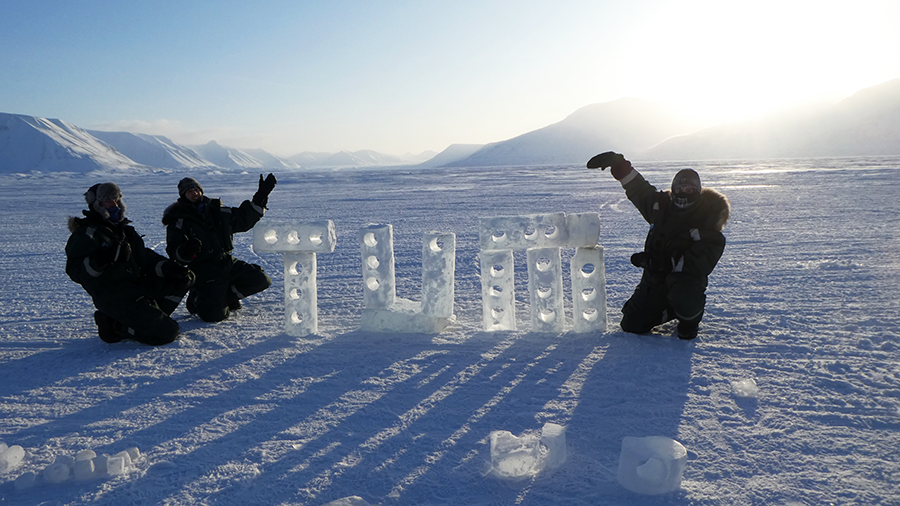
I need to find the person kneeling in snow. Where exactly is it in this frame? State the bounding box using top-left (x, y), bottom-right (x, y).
top-left (161, 174), bottom-right (276, 322)
top-left (66, 183), bottom-right (195, 345)
top-left (587, 152), bottom-right (730, 340)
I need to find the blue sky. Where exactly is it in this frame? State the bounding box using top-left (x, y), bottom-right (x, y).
top-left (2, 0), bottom-right (898, 156)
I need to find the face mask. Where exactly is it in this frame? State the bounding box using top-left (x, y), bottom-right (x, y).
top-left (107, 205), bottom-right (122, 222)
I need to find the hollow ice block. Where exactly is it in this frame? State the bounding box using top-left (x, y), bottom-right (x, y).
top-left (284, 252), bottom-right (318, 336)
top-left (479, 213), bottom-right (569, 251)
top-left (253, 220), bottom-right (337, 253)
top-left (479, 249), bottom-right (515, 331)
top-left (617, 436), bottom-right (688, 495)
top-left (570, 246), bottom-right (607, 333)
top-left (360, 224), bottom-right (396, 309)
top-left (527, 247), bottom-right (564, 333)
top-left (421, 231), bottom-right (455, 318)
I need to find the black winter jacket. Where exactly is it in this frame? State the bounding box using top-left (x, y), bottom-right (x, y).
top-left (65, 210), bottom-right (169, 298)
top-left (622, 170), bottom-right (730, 277)
top-left (161, 196), bottom-right (264, 265)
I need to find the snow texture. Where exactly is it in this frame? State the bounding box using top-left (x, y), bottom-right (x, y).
top-left (1, 159), bottom-right (899, 505)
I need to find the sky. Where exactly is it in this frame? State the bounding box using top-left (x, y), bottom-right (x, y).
top-left (2, 0), bottom-right (899, 157)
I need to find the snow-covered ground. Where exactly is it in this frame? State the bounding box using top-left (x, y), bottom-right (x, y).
top-left (1, 158), bottom-right (898, 505)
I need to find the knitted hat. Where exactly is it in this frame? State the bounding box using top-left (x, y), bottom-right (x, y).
top-left (178, 177), bottom-right (203, 198)
top-left (671, 169), bottom-right (701, 209)
top-left (84, 182), bottom-right (126, 222)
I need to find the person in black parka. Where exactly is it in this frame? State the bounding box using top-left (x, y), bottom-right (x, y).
top-left (162, 174), bottom-right (276, 322)
top-left (66, 183), bottom-right (195, 345)
top-left (587, 152), bottom-right (731, 340)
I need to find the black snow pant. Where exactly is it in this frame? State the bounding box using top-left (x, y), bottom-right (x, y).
top-left (93, 273), bottom-right (193, 346)
top-left (620, 270), bottom-right (707, 334)
top-left (189, 255), bottom-right (272, 323)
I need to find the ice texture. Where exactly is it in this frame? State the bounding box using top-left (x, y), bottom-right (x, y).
top-left (731, 378), bottom-right (759, 398)
top-left (489, 430), bottom-right (542, 480)
top-left (284, 251), bottom-right (318, 336)
top-left (43, 462), bottom-right (70, 483)
top-left (0, 444), bottom-right (25, 473)
top-left (570, 246), bottom-right (607, 333)
top-left (107, 456), bottom-right (126, 475)
top-left (359, 297), bottom-right (455, 333)
top-left (75, 449), bottom-right (97, 461)
top-left (253, 220), bottom-right (337, 254)
top-left (421, 231), bottom-right (455, 318)
top-left (479, 249), bottom-right (515, 331)
top-left (541, 422), bottom-right (567, 469)
top-left (617, 436), bottom-right (688, 495)
top-left (73, 458), bottom-right (95, 480)
top-left (527, 247), bottom-right (564, 333)
top-left (564, 212), bottom-right (601, 248)
top-left (360, 224), bottom-right (396, 309)
top-left (479, 213), bottom-right (569, 251)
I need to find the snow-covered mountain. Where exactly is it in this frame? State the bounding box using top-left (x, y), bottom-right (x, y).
top-left (241, 149), bottom-right (302, 170)
top-left (441, 98), bottom-right (701, 167)
top-left (0, 113), bottom-right (142, 174)
top-left (303, 150), bottom-right (406, 168)
top-left (189, 141), bottom-right (269, 171)
top-left (644, 79), bottom-right (900, 160)
top-left (87, 130), bottom-right (214, 170)
top-left (416, 144), bottom-right (484, 168)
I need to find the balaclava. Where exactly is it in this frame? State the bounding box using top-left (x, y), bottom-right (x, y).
top-left (671, 169), bottom-right (701, 210)
top-left (84, 182), bottom-right (126, 222)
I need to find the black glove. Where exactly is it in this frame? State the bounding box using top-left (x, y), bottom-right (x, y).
top-left (630, 251), bottom-right (673, 274)
top-left (89, 243), bottom-right (131, 271)
top-left (160, 260), bottom-right (189, 278)
top-left (586, 151), bottom-right (633, 180)
top-left (252, 173), bottom-right (277, 208)
top-left (179, 237), bottom-right (202, 262)
top-left (159, 260), bottom-right (195, 291)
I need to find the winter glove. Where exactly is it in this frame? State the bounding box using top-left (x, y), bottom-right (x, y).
top-left (89, 243), bottom-right (131, 271)
top-left (157, 260), bottom-right (195, 292)
top-left (586, 151), bottom-right (633, 180)
top-left (178, 237), bottom-right (202, 262)
top-left (252, 173), bottom-right (277, 208)
top-left (630, 251), bottom-right (673, 274)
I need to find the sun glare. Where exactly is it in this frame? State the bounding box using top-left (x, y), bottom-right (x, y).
top-left (611, 0), bottom-right (900, 125)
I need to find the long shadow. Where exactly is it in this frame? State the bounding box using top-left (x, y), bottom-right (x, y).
top-left (213, 331), bottom-right (602, 506)
top-left (42, 330), bottom-right (491, 506)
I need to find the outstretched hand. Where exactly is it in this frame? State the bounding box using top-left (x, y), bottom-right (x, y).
top-left (586, 151), bottom-right (633, 180)
top-left (252, 173), bottom-right (277, 208)
top-left (586, 151), bottom-right (625, 169)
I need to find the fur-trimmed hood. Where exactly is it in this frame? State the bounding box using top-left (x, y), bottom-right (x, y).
top-left (696, 187), bottom-right (730, 232)
top-left (67, 210), bottom-right (131, 233)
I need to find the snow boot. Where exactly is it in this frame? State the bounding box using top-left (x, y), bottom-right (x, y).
top-left (94, 311), bottom-right (122, 343)
top-left (677, 320), bottom-right (699, 340)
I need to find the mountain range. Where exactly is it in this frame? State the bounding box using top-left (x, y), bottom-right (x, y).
top-left (2, 79), bottom-right (898, 174)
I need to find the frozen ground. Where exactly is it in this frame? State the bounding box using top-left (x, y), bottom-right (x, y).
top-left (0, 158), bottom-right (898, 505)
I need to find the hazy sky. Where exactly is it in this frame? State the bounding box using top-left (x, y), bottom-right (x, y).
top-left (2, 0), bottom-right (898, 156)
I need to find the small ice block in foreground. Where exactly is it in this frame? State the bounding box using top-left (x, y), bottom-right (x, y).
top-left (489, 430), bottom-right (541, 480)
top-left (43, 462), bottom-right (71, 484)
top-left (540, 422), bottom-right (567, 469)
top-left (617, 436), bottom-right (687, 495)
top-left (107, 455), bottom-right (126, 476)
top-left (731, 378), bottom-right (759, 398)
top-left (0, 444), bottom-right (25, 473)
top-left (73, 459), bottom-right (95, 480)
